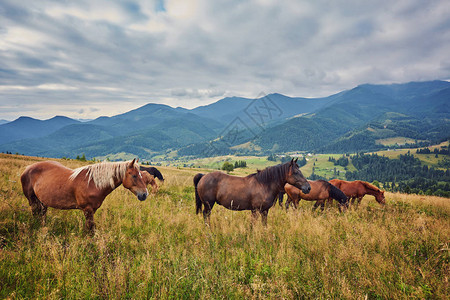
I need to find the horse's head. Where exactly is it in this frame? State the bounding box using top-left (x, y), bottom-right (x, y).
top-left (286, 158), bottom-right (311, 194)
top-left (375, 190), bottom-right (386, 205)
top-left (122, 158), bottom-right (148, 201)
top-left (141, 171), bottom-right (154, 185)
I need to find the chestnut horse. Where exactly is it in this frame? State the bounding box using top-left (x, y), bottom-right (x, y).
top-left (194, 159), bottom-right (311, 226)
top-left (21, 159), bottom-right (148, 232)
top-left (141, 171), bottom-right (159, 193)
top-left (316, 179), bottom-right (385, 209)
top-left (282, 180), bottom-right (348, 211)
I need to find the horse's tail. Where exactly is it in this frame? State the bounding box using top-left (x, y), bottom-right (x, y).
top-left (328, 183), bottom-right (348, 206)
top-left (193, 173), bottom-right (204, 214)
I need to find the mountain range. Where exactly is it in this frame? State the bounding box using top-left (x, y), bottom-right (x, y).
top-left (1, 80), bottom-right (449, 159)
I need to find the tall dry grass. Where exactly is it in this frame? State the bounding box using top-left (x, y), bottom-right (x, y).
top-left (0, 154), bottom-right (449, 299)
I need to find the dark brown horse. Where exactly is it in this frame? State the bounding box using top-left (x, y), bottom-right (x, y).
top-left (194, 159), bottom-right (311, 226)
top-left (316, 179), bottom-right (385, 209)
top-left (140, 166), bottom-right (164, 182)
top-left (141, 170), bottom-right (159, 193)
top-left (21, 159), bottom-right (148, 232)
top-left (282, 180), bottom-right (348, 211)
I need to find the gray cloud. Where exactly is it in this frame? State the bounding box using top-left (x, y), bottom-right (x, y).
top-left (0, 0), bottom-right (449, 120)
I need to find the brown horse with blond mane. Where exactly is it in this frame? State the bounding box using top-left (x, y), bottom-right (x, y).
top-left (21, 159), bottom-right (148, 232)
top-left (315, 179), bottom-right (385, 209)
top-left (194, 159), bottom-right (311, 226)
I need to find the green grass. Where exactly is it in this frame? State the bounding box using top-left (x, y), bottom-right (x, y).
top-left (370, 141), bottom-right (449, 168)
top-left (301, 154), bottom-right (356, 179)
top-left (375, 137), bottom-right (423, 146)
top-left (1, 154), bottom-right (449, 299)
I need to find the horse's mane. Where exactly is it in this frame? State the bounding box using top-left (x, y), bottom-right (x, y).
top-left (360, 181), bottom-right (381, 192)
top-left (248, 162), bottom-right (290, 184)
top-left (69, 161), bottom-right (137, 189)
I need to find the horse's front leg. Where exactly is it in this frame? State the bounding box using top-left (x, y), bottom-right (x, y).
top-left (260, 210), bottom-right (268, 226)
top-left (82, 207), bottom-right (96, 234)
top-left (285, 196), bottom-right (291, 210)
top-left (313, 200), bottom-right (325, 211)
top-left (250, 209), bottom-right (259, 228)
top-left (151, 182), bottom-right (159, 194)
top-left (251, 209), bottom-right (258, 220)
top-left (356, 196), bottom-right (363, 207)
top-left (293, 197), bottom-right (300, 209)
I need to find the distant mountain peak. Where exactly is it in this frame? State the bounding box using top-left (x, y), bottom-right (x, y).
top-left (16, 116), bottom-right (38, 121)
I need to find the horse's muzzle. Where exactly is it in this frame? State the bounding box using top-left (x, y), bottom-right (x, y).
top-left (301, 184), bottom-right (311, 194)
top-left (137, 192), bottom-right (148, 201)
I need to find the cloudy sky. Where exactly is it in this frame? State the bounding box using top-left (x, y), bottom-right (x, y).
top-left (1, 0), bottom-right (449, 121)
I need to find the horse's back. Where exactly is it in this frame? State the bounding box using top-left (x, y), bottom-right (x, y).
top-left (330, 179), bottom-right (364, 197)
top-left (329, 179), bottom-right (346, 188)
top-left (198, 171), bottom-right (255, 210)
top-left (140, 166), bottom-right (164, 181)
top-left (198, 171), bottom-right (234, 195)
top-left (286, 180), bottom-right (329, 201)
top-left (21, 161), bottom-right (76, 208)
top-left (22, 161), bottom-right (65, 184)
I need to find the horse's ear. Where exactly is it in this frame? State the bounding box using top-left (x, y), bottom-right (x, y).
top-left (294, 158), bottom-right (298, 163)
top-left (129, 158), bottom-right (136, 168)
top-left (290, 158), bottom-right (294, 165)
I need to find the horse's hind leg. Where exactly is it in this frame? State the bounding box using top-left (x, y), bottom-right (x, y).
top-left (202, 201), bottom-right (214, 226)
top-left (313, 200), bottom-right (325, 211)
top-left (27, 193), bottom-right (47, 224)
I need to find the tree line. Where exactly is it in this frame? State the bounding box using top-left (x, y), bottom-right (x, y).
top-left (345, 152), bottom-right (450, 197)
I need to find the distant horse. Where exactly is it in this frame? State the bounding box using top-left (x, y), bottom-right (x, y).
top-left (140, 166), bottom-right (164, 182)
top-left (194, 159), bottom-right (311, 226)
top-left (141, 171), bottom-right (159, 193)
top-left (282, 180), bottom-right (348, 211)
top-left (21, 159), bottom-right (148, 232)
top-left (316, 179), bottom-right (385, 209)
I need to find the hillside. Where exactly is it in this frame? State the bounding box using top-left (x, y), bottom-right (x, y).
top-left (1, 80), bottom-right (449, 159)
top-left (252, 81), bottom-right (450, 154)
top-left (0, 116), bottom-right (80, 145)
top-left (0, 104), bottom-right (222, 159)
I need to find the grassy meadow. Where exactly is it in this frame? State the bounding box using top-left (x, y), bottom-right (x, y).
top-left (1, 154), bottom-right (449, 299)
